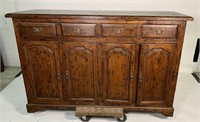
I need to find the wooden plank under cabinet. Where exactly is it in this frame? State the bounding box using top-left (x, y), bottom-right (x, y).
top-left (5, 10), bottom-right (193, 117)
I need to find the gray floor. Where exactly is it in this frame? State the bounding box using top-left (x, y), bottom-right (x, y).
top-left (0, 66), bottom-right (21, 91)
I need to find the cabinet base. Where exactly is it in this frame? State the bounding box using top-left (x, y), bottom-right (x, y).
top-left (26, 104), bottom-right (174, 117)
top-left (27, 104), bottom-right (45, 113)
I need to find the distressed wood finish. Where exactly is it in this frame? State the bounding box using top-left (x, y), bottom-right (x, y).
top-left (102, 24), bottom-right (137, 37)
top-left (137, 44), bottom-right (175, 106)
top-left (20, 22), bottom-right (57, 37)
top-left (6, 10), bottom-right (193, 117)
top-left (24, 41), bottom-right (62, 104)
top-left (59, 41), bottom-right (98, 105)
top-left (61, 23), bottom-right (96, 37)
top-left (141, 25), bottom-right (178, 39)
top-left (102, 43), bottom-right (137, 105)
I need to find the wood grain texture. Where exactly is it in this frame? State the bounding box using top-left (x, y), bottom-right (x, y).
top-left (102, 43), bottom-right (137, 105)
top-left (59, 41), bottom-right (98, 105)
top-left (102, 24), bottom-right (137, 37)
top-left (12, 19), bottom-right (35, 104)
top-left (6, 10), bottom-right (193, 117)
top-left (24, 41), bottom-right (62, 104)
top-left (5, 9), bottom-right (194, 21)
top-left (61, 23), bottom-right (96, 37)
top-left (137, 44), bottom-right (175, 106)
top-left (165, 22), bottom-right (187, 107)
top-left (20, 22), bottom-right (56, 37)
top-left (27, 103), bottom-right (174, 116)
top-left (141, 25), bottom-right (178, 39)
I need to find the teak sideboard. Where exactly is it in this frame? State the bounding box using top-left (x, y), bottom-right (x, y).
top-left (6, 10), bottom-right (193, 117)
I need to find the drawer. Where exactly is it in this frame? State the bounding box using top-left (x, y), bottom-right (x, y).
top-left (61, 23), bottom-right (96, 37)
top-left (102, 24), bottom-right (137, 37)
top-left (141, 25), bottom-right (178, 38)
top-left (20, 22), bottom-right (56, 37)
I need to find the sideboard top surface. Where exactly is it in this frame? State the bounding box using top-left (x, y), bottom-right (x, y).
top-left (5, 9), bottom-right (193, 21)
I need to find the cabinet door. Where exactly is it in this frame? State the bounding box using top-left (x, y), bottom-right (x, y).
top-left (137, 44), bottom-right (175, 106)
top-left (102, 43), bottom-right (137, 105)
top-left (60, 42), bottom-right (98, 105)
top-left (24, 41), bottom-right (62, 103)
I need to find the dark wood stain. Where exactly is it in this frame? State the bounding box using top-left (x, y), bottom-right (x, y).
top-left (141, 25), bottom-right (178, 39)
top-left (20, 22), bottom-right (56, 37)
top-left (102, 43), bottom-right (137, 105)
top-left (6, 9), bottom-right (193, 117)
top-left (137, 44), bottom-right (175, 106)
top-left (102, 24), bottom-right (137, 37)
top-left (59, 42), bottom-right (98, 105)
top-left (61, 23), bottom-right (96, 37)
top-left (24, 41), bottom-right (62, 104)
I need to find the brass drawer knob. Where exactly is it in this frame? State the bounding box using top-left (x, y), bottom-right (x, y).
top-left (66, 71), bottom-right (69, 79)
top-left (32, 27), bottom-right (43, 33)
top-left (113, 28), bottom-right (124, 34)
top-left (139, 73), bottom-right (142, 83)
top-left (73, 28), bottom-right (84, 34)
top-left (154, 29), bottom-right (164, 35)
top-left (57, 73), bottom-right (60, 79)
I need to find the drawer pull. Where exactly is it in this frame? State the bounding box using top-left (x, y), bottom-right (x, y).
top-left (66, 71), bottom-right (69, 79)
top-left (130, 73), bottom-right (134, 80)
top-left (32, 27), bottom-right (43, 33)
top-left (57, 73), bottom-right (60, 79)
top-left (113, 28), bottom-right (124, 34)
top-left (139, 73), bottom-right (142, 83)
top-left (154, 29), bottom-right (164, 35)
top-left (73, 28), bottom-right (84, 34)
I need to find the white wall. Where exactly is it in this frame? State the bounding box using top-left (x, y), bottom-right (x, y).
top-left (0, 0), bottom-right (19, 66)
top-left (198, 0), bottom-right (200, 37)
top-left (195, 0), bottom-right (200, 72)
top-left (1, 0), bottom-right (199, 71)
top-left (192, 0), bottom-right (200, 73)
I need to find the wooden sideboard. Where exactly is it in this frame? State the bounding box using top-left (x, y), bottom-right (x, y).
top-left (6, 10), bottom-right (193, 117)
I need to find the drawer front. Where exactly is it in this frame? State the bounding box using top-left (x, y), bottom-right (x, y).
top-left (61, 23), bottom-right (96, 37)
top-left (141, 25), bottom-right (178, 38)
top-left (102, 24), bottom-right (137, 37)
top-left (20, 23), bottom-right (56, 37)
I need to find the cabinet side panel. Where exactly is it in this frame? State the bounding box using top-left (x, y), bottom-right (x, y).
top-left (166, 22), bottom-right (187, 107)
top-left (12, 19), bottom-right (34, 103)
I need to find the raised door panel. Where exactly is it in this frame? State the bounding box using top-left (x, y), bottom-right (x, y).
top-left (137, 44), bottom-right (175, 106)
top-left (60, 42), bottom-right (98, 105)
top-left (24, 41), bottom-right (62, 103)
top-left (102, 43), bottom-right (137, 105)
